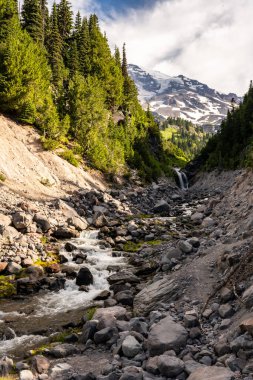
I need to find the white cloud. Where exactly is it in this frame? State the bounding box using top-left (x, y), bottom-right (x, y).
top-left (96, 0), bottom-right (253, 96)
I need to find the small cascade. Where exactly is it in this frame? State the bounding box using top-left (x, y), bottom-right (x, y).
top-left (174, 168), bottom-right (189, 191)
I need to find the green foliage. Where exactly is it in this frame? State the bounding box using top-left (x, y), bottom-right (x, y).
top-left (85, 306), bottom-right (97, 320)
top-left (0, 172), bottom-right (6, 181)
top-left (22, 0), bottom-right (44, 43)
top-left (58, 148), bottom-right (79, 167)
top-left (200, 84), bottom-right (253, 170)
top-left (41, 137), bottom-right (60, 150)
top-left (0, 275), bottom-right (17, 297)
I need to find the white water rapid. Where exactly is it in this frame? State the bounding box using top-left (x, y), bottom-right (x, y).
top-left (174, 168), bottom-right (189, 191)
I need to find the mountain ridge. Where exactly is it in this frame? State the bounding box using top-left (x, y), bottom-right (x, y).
top-left (128, 64), bottom-right (241, 131)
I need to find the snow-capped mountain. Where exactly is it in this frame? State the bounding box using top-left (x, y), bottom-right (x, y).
top-left (128, 64), bottom-right (241, 131)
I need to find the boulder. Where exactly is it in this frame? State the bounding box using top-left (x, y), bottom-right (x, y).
top-left (157, 355), bottom-right (185, 377)
top-left (1, 226), bottom-right (20, 239)
top-left (6, 262), bottom-right (22, 274)
top-left (115, 290), bottom-right (134, 306)
top-left (93, 306), bottom-right (127, 321)
top-left (188, 366), bottom-right (234, 380)
top-left (153, 200), bottom-right (170, 214)
top-left (34, 214), bottom-right (51, 232)
top-left (108, 271), bottom-right (140, 285)
top-left (93, 212), bottom-right (108, 228)
top-left (147, 315), bottom-right (188, 356)
top-left (49, 344), bottom-right (79, 358)
top-left (178, 240), bottom-right (192, 254)
top-left (67, 216), bottom-right (88, 231)
top-left (32, 355), bottom-right (50, 374)
top-left (93, 327), bottom-right (115, 344)
top-left (19, 370), bottom-right (34, 380)
top-left (12, 212), bottom-right (33, 230)
top-left (122, 335), bottom-right (142, 358)
top-left (76, 267), bottom-right (93, 286)
top-left (242, 284), bottom-right (253, 308)
top-left (134, 277), bottom-right (181, 316)
top-left (52, 227), bottom-right (79, 239)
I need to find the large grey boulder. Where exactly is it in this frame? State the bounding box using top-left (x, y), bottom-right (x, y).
top-left (153, 200), bottom-right (170, 214)
top-left (147, 315), bottom-right (188, 356)
top-left (134, 277), bottom-right (181, 316)
top-left (34, 214), bottom-right (51, 232)
top-left (122, 335), bottom-right (142, 358)
top-left (188, 366), bottom-right (234, 380)
top-left (157, 355), bottom-right (185, 377)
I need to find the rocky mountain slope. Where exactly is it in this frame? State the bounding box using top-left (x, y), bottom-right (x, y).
top-left (129, 64), bottom-right (241, 132)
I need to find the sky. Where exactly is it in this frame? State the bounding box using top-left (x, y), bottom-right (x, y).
top-left (46, 0), bottom-right (253, 95)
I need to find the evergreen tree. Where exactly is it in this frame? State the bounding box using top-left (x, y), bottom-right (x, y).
top-left (0, 0), bottom-right (18, 39)
top-left (22, 0), bottom-right (44, 43)
top-left (114, 46), bottom-right (121, 68)
top-left (57, 0), bottom-right (73, 60)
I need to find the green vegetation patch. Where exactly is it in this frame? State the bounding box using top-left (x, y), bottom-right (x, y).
top-left (0, 275), bottom-right (17, 297)
top-left (58, 149), bottom-right (80, 167)
top-left (84, 306), bottom-right (97, 321)
top-left (123, 239), bottom-right (163, 252)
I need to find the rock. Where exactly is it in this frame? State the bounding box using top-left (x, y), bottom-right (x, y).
top-left (201, 217), bottom-right (215, 228)
top-left (122, 336), bottom-right (142, 358)
top-left (67, 216), bottom-right (88, 231)
top-left (32, 355), bottom-right (50, 374)
top-left (157, 355), bottom-right (185, 377)
top-left (184, 360), bottom-right (204, 375)
top-left (80, 321), bottom-right (98, 344)
top-left (178, 240), bottom-right (192, 254)
top-left (49, 344), bottom-right (79, 358)
top-left (76, 267), bottom-right (93, 286)
top-left (94, 327), bottom-right (115, 344)
top-left (46, 263), bottom-right (61, 274)
top-left (134, 277), bottom-right (181, 316)
top-left (188, 366), bottom-right (234, 380)
top-left (147, 315), bottom-right (188, 356)
top-left (240, 317), bottom-right (253, 335)
top-left (2, 327), bottom-right (16, 340)
top-left (17, 278), bottom-right (40, 294)
top-left (214, 341), bottom-right (230, 356)
top-left (1, 226), bottom-right (20, 239)
top-left (242, 284), bottom-right (253, 308)
top-left (184, 313), bottom-right (199, 328)
top-left (25, 265), bottom-right (44, 280)
top-left (108, 271), bottom-right (140, 285)
top-left (64, 242), bottom-right (77, 252)
top-left (191, 213), bottom-right (204, 223)
top-left (94, 290), bottom-right (111, 301)
top-left (220, 287), bottom-right (233, 303)
top-left (188, 237), bottom-right (200, 248)
top-left (12, 212), bottom-right (33, 230)
top-left (153, 200), bottom-right (170, 214)
top-left (94, 306), bottom-right (127, 321)
top-left (52, 227), bottom-right (79, 239)
top-left (6, 261), bottom-right (22, 274)
top-left (0, 262), bottom-right (8, 273)
top-left (160, 248), bottom-right (182, 264)
top-left (0, 213), bottom-right (12, 227)
top-left (19, 370), bottom-right (34, 380)
top-left (93, 212), bottom-right (108, 228)
top-left (146, 357), bottom-right (159, 375)
top-left (120, 367), bottom-right (143, 380)
top-left (115, 291), bottom-right (134, 306)
top-left (34, 214), bottom-right (51, 232)
top-left (218, 304), bottom-right (234, 318)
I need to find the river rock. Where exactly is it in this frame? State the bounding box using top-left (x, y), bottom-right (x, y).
top-left (93, 212), bottom-right (108, 227)
top-left (147, 315), bottom-right (188, 356)
top-left (52, 227), bottom-right (79, 239)
top-left (157, 355), bottom-right (185, 377)
top-left (153, 200), bottom-right (170, 214)
top-left (94, 306), bottom-right (127, 322)
top-left (49, 344), bottom-right (80, 358)
top-left (19, 370), bottom-right (34, 380)
top-left (178, 240), bottom-right (192, 254)
top-left (76, 267), bottom-right (93, 286)
top-left (25, 265), bottom-right (44, 280)
top-left (32, 355), bottom-right (50, 374)
top-left (187, 366), bottom-right (234, 380)
top-left (94, 327), bottom-right (115, 344)
top-left (80, 320), bottom-right (98, 344)
top-left (242, 284), bottom-right (253, 308)
top-left (2, 327), bottom-right (16, 340)
top-left (67, 216), bottom-right (88, 231)
top-left (34, 214), bottom-right (51, 232)
top-left (122, 336), bottom-right (142, 358)
top-left (134, 277), bottom-right (181, 316)
top-left (115, 290), bottom-right (134, 306)
top-left (108, 271), bottom-right (140, 285)
top-left (12, 212), bottom-right (33, 230)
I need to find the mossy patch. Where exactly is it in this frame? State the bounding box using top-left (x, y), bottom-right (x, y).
top-left (0, 172), bottom-right (6, 182)
top-left (0, 275), bottom-right (17, 298)
top-left (85, 306), bottom-right (97, 321)
top-left (123, 239), bottom-right (163, 252)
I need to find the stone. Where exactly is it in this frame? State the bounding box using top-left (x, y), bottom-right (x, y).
top-left (94, 290), bottom-right (111, 301)
top-left (134, 277), bottom-right (181, 316)
top-left (242, 285), bottom-right (253, 308)
top-left (184, 314), bottom-right (199, 328)
top-left (34, 214), bottom-right (51, 232)
top-left (122, 336), bottom-right (142, 358)
top-left (79, 321), bottom-right (98, 344)
top-left (0, 213), bottom-right (11, 227)
top-left (2, 327), bottom-right (16, 340)
top-left (32, 355), bottom-right (50, 374)
top-left (0, 262), bottom-right (8, 273)
top-left (240, 317), bottom-right (253, 335)
top-left (220, 287), bottom-right (233, 303)
top-left (12, 212), bottom-right (33, 230)
top-left (49, 344), bottom-right (79, 358)
top-left (93, 306), bottom-right (127, 321)
top-left (157, 355), bottom-right (185, 377)
top-left (115, 291), bottom-right (134, 306)
top-left (153, 200), bottom-right (170, 214)
top-left (25, 265), bottom-right (44, 280)
top-left (214, 341), bottom-right (230, 356)
top-left (6, 261), bottom-right (22, 274)
top-left (184, 360), bottom-right (204, 375)
top-left (178, 240), bottom-right (192, 254)
top-left (147, 315), bottom-right (188, 356)
top-left (67, 216), bottom-right (88, 231)
top-left (201, 217), bottom-right (215, 228)
top-left (52, 227), bottom-right (79, 239)
top-left (189, 327), bottom-right (202, 339)
top-left (93, 212), bottom-right (108, 228)
top-left (108, 271), bottom-right (140, 285)
top-left (191, 213), bottom-right (204, 223)
top-left (19, 370), bottom-right (34, 380)
top-left (160, 248), bottom-right (182, 264)
top-left (187, 366), bottom-right (234, 380)
top-left (1, 225), bottom-right (20, 239)
top-left (218, 304), bottom-right (234, 318)
top-left (76, 267), bottom-right (93, 286)
top-left (94, 327), bottom-right (115, 344)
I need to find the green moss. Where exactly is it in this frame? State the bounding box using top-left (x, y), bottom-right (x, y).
top-left (85, 306), bottom-right (97, 320)
top-left (41, 137), bottom-right (60, 151)
top-left (146, 240), bottom-right (162, 246)
top-left (0, 172), bottom-right (6, 182)
top-left (40, 236), bottom-right (48, 245)
top-left (0, 275), bottom-right (17, 297)
top-left (123, 241), bottom-right (143, 252)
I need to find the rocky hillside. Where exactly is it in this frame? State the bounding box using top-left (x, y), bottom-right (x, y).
top-left (129, 64), bottom-right (241, 132)
top-left (0, 115), bottom-right (105, 199)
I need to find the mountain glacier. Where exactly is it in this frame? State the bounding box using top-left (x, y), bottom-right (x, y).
top-left (128, 64), bottom-right (241, 131)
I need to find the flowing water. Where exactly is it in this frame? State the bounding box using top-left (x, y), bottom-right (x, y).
top-left (174, 168), bottom-right (189, 191)
top-left (0, 230), bottom-right (126, 356)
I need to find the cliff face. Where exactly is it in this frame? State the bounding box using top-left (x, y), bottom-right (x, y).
top-left (0, 115), bottom-right (105, 199)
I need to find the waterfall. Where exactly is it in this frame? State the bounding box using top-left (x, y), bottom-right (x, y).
top-left (174, 168), bottom-right (189, 191)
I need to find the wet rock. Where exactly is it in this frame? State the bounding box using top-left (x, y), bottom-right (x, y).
top-left (17, 278), bottom-right (40, 294)
top-left (65, 242), bottom-right (77, 252)
top-left (34, 214), bottom-right (51, 232)
top-left (41, 277), bottom-right (66, 291)
top-left (153, 200), bottom-right (170, 214)
top-left (19, 370), bottom-right (34, 380)
top-left (67, 216), bottom-right (88, 231)
top-left (122, 336), bottom-right (142, 358)
top-left (147, 315), bottom-right (188, 356)
top-left (76, 267), bottom-right (93, 286)
top-left (134, 277), bottom-right (181, 316)
top-left (2, 327), bottom-right (16, 340)
top-left (187, 366), bottom-right (234, 380)
top-left (52, 227), bottom-right (79, 239)
top-left (32, 355), bottom-right (50, 374)
top-left (157, 355), bottom-right (185, 377)
top-left (45, 263), bottom-right (61, 274)
top-left (94, 290), bottom-right (111, 301)
top-left (12, 212), bottom-right (33, 230)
